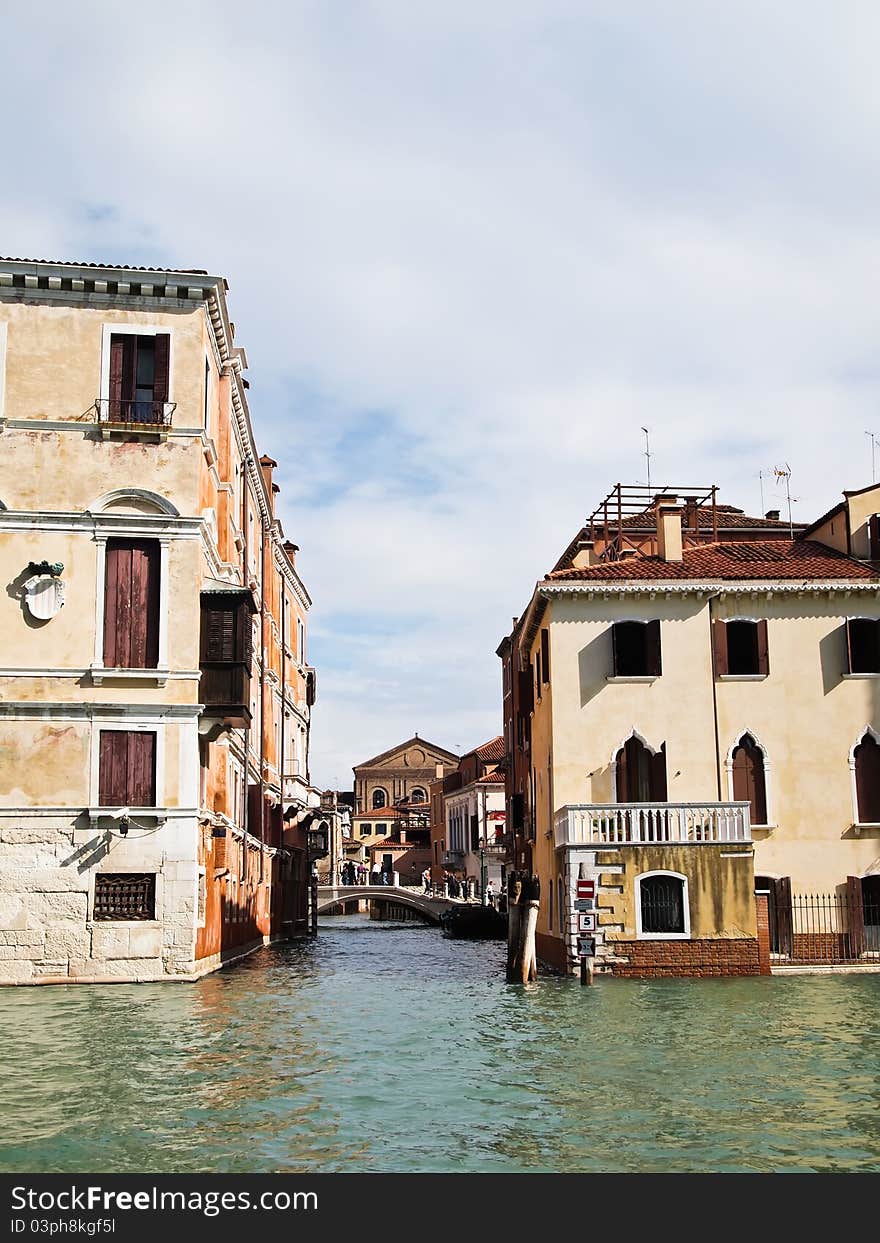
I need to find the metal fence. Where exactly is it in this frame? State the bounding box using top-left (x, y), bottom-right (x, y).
top-left (772, 892), bottom-right (880, 963)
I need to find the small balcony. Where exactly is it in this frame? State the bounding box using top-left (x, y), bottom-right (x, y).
top-left (95, 397), bottom-right (176, 438)
top-left (554, 802), bottom-right (751, 849)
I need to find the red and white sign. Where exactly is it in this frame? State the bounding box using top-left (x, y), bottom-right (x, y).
top-left (576, 879), bottom-right (595, 899)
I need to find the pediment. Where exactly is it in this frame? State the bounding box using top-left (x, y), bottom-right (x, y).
top-left (355, 735), bottom-right (458, 771)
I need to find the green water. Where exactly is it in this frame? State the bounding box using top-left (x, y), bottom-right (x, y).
top-left (1, 914), bottom-right (879, 1173)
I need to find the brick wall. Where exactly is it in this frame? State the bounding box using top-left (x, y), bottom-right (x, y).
top-left (755, 891), bottom-right (772, 975)
top-left (606, 937), bottom-right (761, 978)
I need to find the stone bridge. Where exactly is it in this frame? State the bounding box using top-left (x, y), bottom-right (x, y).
top-left (316, 885), bottom-right (456, 925)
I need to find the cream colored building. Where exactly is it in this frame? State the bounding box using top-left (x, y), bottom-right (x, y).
top-left (0, 257), bottom-right (318, 984)
top-left (500, 483), bottom-right (880, 976)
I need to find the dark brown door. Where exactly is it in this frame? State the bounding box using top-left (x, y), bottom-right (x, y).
top-left (104, 540), bottom-right (160, 668)
top-left (99, 731), bottom-right (156, 806)
top-left (732, 735), bottom-right (767, 825)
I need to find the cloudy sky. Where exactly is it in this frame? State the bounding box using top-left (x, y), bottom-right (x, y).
top-left (3, 2), bottom-right (880, 787)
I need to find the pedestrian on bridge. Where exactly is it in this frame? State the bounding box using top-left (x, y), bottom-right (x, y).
top-left (422, 868), bottom-right (431, 894)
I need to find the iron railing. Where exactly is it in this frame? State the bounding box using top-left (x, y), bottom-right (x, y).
top-left (95, 397), bottom-right (176, 427)
top-left (771, 892), bottom-right (880, 963)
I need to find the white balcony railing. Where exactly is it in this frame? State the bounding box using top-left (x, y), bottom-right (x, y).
top-left (554, 802), bottom-right (751, 848)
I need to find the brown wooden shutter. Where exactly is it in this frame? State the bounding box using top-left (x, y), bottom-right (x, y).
top-left (128, 732), bottom-right (156, 806)
top-left (854, 733), bottom-right (880, 823)
top-left (153, 334), bottom-right (170, 404)
top-left (534, 651), bottom-right (541, 696)
top-left (203, 605), bottom-right (236, 662)
top-left (845, 619), bottom-right (854, 674)
top-left (104, 540), bottom-right (159, 669)
top-left (774, 877), bottom-right (793, 957)
top-left (99, 730), bottom-right (155, 805)
top-left (615, 743), bottom-right (628, 802)
top-left (611, 623), bottom-right (620, 676)
top-left (646, 619), bottom-right (662, 676)
top-left (517, 668), bottom-right (533, 714)
top-left (109, 336), bottom-right (125, 413)
top-left (99, 731), bottom-right (128, 805)
top-left (733, 737), bottom-right (767, 825)
top-left (712, 618), bottom-right (728, 676)
top-left (122, 335), bottom-right (137, 402)
top-left (756, 619), bottom-right (770, 676)
top-left (847, 876), bottom-right (865, 957)
top-left (541, 627), bottom-right (550, 684)
top-left (651, 742), bottom-right (668, 801)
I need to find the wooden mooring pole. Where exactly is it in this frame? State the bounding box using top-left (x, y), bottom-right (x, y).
top-left (506, 870), bottom-right (540, 983)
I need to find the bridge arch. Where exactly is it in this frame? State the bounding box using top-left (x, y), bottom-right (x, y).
top-left (316, 885), bottom-right (452, 926)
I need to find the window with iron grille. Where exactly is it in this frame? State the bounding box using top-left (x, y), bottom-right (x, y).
top-left (637, 872), bottom-right (689, 937)
top-left (93, 873), bottom-right (156, 921)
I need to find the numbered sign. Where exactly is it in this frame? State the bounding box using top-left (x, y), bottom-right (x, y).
top-left (578, 913), bottom-right (596, 933)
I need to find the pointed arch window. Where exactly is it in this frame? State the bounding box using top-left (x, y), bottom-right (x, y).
top-left (731, 734), bottom-right (767, 826)
top-left (615, 735), bottom-right (667, 802)
top-left (854, 732), bottom-right (880, 824)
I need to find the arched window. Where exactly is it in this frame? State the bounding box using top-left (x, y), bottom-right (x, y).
top-left (410, 787), bottom-right (426, 804)
top-left (731, 734), bottom-right (767, 825)
top-left (854, 732), bottom-right (880, 824)
top-left (636, 872), bottom-right (690, 938)
top-left (372, 788), bottom-right (387, 809)
top-left (615, 735), bottom-right (667, 801)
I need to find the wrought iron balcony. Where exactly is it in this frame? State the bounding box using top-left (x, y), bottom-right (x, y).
top-left (554, 802), bottom-right (751, 849)
top-left (95, 397), bottom-right (176, 428)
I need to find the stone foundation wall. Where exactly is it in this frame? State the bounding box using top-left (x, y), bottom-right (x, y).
top-left (0, 817), bottom-right (199, 984)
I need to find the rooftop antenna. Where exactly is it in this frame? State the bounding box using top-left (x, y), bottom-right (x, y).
top-left (641, 426), bottom-right (652, 491)
top-left (759, 469), bottom-right (766, 515)
top-left (866, 431), bottom-right (877, 483)
top-left (773, 463), bottom-right (795, 538)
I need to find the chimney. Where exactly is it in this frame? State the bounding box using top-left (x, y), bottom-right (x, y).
top-left (259, 455), bottom-right (278, 514)
top-left (656, 498), bottom-right (683, 562)
top-left (765, 509), bottom-right (780, 522)
top-left (282, 540), bottom-right (299, 566)
top-left (572, 539), bottom-right (598, 568)
top-left (683, 495), bottom-right (699, 530)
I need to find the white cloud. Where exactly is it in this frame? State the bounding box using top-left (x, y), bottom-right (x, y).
top-left (3, 2), bottom-right (880, 783)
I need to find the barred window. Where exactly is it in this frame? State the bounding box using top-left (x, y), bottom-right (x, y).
top-left (637, 872), bottom-right (689, 938)
top-left (94, 873), bottom-right (156, 921)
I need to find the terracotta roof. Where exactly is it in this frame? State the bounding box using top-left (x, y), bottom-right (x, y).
top-left (546, 540), bottom-right (880, 583)
top-left (476, 771), bottom-right (506, 785)
top-left (0, 256), bottom-right (209, 274)
top-left (474, 736), bottom-right (504, 762)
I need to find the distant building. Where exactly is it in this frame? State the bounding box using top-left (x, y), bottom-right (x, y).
top-left (353, 735), bottom-right (457, 814)
top-left (440, 738), bottom-right (507, 896)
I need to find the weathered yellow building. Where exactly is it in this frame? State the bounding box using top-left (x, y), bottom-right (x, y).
top-left (499, 483), bottom-right (880, 976)
top-left (0, 257), bottom-right (319, 984)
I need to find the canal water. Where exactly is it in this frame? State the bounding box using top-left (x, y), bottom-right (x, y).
top-left (1, 914), bottom-right (879, 1173)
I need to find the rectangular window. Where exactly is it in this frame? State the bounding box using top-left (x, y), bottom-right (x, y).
top-left (108, 333), bottom-right (170, 423)
top-left (714, 619), bottom-right (769, 676)
top-left (98, 730), bottom-right (156, 806)
top-left (612, 620), bottom-right (661, 677)
top-left (93, 873), bottom-right (156, 921)
top-left (847, 618), bottom-right (880, 673)
top-left (104, 539), bottom-right (160, 669)
top-left (360, 825), bottom-right (371, 837)
top-left (541, 627), bottom-right (550, 684)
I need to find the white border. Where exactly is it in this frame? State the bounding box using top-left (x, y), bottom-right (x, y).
top-left (609, 728), bottom-right (661, 802)
top-left (99, 322), bottom-right (175, 405)
top-left (849, 724), bottom-right (880, 826)
top-left (725, 729), bottom-right (773, 827)
top-left (635, 870), bottom-right (691, 939)
top-left (89, 716), bottom-right (166, 809)
top-left (0, 320), bottom-right (7, 421)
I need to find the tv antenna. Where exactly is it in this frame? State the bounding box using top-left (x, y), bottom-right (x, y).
top-left (641, 427), bottom-right (652, 491)
top-left (866, 431), bottom-right (878, 483)
top-left (773, 463), bottom-right (797, 538)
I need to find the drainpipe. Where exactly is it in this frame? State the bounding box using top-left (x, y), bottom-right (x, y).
top-left (259, 518), bottom-right (266, 882)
